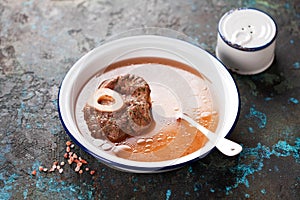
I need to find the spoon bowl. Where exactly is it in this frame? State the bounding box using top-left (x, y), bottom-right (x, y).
top-left (177, 113), bottom-right (242, 156)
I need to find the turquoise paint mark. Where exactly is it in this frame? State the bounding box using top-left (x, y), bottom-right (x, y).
top-left (26, 123), bottom-right (32, 129)
top-left (166, 189), bottom-right (171, 200)
top-left (0, 142), bottom-right (11, 162)
top-left (51, 99), bottom-right (58, 107)
top-left (0, 173), bottom-right (19, 200)
top-left (226, 139), bottom-right (300, 194)
top-left (246, 106), bottom-right (267, 128)
top-left (131, 176), bottom-right (138, 183)
top-left (29, 160), bottom-right (94, 199)
top-left (273, 140), bottom-right (300, 162)
top-left (264, 97), bottom-right (272, 101)
top-left (23, 188), bottom-right (28, 199)
top-left (261, 189), bottom-right (266, 194)
top-left (188, 166), bottom-right (193, 173)
top-left (243, 0), bottom-right (256, 7)
top-left (293, 62), bottom-right (300, 69)
top-left (194, 182), bottom-right (201, 192)
top-left (185, 191), bottom-right (191, 196)
top-left (248, 127), bottom-right (254, 134)
top-left (110, 179), bottom-right (115, 185)
top-left (210, 188), bottom-right (215, 193)
top-left (245, 193), bottom-right (250, 198)
top-left (36, 121), bottom-right (43, 128)
top-left (289, 97), bottom-right (299, 104)
top-left (17, 102), bottom-right (26, 127)
top-left (284, 3), bottom-right (290, 9)
top-left (50, 125), bottom-right (62, 135)
top-left (35, 176), bottom-right (94, 199)
top-left (290, 39), bottom-right (294, 44)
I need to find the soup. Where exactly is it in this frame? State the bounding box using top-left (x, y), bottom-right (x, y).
top-left (75, 57), bottom-right (218, 162)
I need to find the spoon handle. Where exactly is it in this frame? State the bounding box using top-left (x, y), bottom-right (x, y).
top-left (178, 113), bottom-right (242, 156)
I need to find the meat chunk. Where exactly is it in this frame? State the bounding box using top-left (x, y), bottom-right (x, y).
top-left (83, 74), bottom-right (152, 143)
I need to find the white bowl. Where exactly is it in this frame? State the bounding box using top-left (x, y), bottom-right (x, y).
top-left (58, 35), bottom-right (240, 173)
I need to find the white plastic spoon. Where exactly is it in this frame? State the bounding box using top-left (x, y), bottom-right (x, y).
top-left (177, 112), bottom-right (242, 156)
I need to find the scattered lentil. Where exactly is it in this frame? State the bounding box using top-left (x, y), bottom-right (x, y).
top-left (38, 166), bottom-right (44, 172)
top-left (75, 165), bottom-right (81, 172)
top-left (90, 170), bottom-right (95, 175)
top-left (32, 140), bottom-right (96, 177)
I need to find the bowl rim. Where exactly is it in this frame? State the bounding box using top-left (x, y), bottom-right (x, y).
top-left (58, 35), bottom-right (240, 172)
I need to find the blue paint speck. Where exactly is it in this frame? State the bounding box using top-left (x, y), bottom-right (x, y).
top-left (194, 182), bottom-right (202, 192)
top-left (246, 105), bottom-right (267, 128)
top-left (284, 3), bottom-right (290, 9)
top-left (226, 138), bottom-right (300, 193)
top-left (293, 62), bottom-right (300, 69)
top-left (26, 123), bottom-right (32, 129)
top-left (166, 189), bottom-right (171, 200)
top-left (290, 39), bottom-right (294, 44)
top-left (0, 173), bottom-right (19, 199)
top-left (131, 176), bottom-right (138, 183)
top-left (51, 99), bottom-right (58, 107)
top-left (36, 122), bottom-right (43, 128)
top-left (245, 193), bottom-right (250, 198)
top-left (289, 97), bottom-right (299, 104)
top-left (185, 191), bottom-right (191, 196)
top-left (0, 143), bottom-right (11, 162)
top-left (261, 189), bottom-right (266, 194)
top-left (17, 102), bottom-right (26, 127)
top-left (264, 97), bottom-right (272, 101)
top-left (210, 188), bottom-right (215, 193)
top-left (248, 127), bottom-right (254, 134)
top-left (23, 188), bottom-right (28, 199)
top-left (188, 166), bottom-right (193, 173)
top-left (29, 160), bottom-right (95, 199)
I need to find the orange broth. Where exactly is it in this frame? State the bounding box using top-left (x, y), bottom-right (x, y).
top-left (76, 57), bottom-right (218, 162)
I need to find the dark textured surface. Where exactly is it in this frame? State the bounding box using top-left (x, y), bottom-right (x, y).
top-left (0, 0), bottom-right (299, 199)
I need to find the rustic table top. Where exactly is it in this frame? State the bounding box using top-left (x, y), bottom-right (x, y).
top-left (0, 0), bottom-right (299, 199)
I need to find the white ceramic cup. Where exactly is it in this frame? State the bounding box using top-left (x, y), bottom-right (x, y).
top-left (216, 8), bottom-right (277, 75)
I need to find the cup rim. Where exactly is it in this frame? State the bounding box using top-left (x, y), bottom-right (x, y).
top-left (218, 7), bottom-right (278, 52)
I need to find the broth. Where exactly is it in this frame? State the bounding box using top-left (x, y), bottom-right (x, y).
top-left (75, 57), bottom-right (218, 162)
